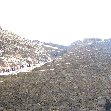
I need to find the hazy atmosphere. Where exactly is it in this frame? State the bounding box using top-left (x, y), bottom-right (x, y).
top-left (0, 0), bottom-right (111, 45)
top-left (1, 1), bottom-right (111, 110)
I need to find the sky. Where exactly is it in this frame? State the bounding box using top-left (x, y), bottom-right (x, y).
top-left (0, 0), bottom-right (111, 45)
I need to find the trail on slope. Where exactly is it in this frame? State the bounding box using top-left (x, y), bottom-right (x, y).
top-left (0, 63), bottom-right (45, 76)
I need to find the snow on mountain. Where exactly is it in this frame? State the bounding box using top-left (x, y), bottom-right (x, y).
top-left (0, 26), bottom-right (52, 73)
top-left (1, 38), bottom-right (111, 110)
top-left (32, 41), bottom-right (68, 58)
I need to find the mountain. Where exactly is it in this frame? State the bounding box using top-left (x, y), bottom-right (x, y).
top-left (0, 27), bottom-right (67, 73)
top-left (0, 27), bottom-right (52, 74)
top-left (33, 41), bottom-right (68, 58)
top-left (1, 38), bottom-right (111, 110)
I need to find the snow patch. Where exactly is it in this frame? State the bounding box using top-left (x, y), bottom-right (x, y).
top-left (39, 70), bottom-right (45, 72)
top-left (58, 58), bottom-right (62, 60)
top-left (69, 52), bottom-right (73, 54)
top-left (47, 65), bottom-right (51, 66)
top-left (0, 81), bottom-right (3, 82)
top-left (50, 69), bottom-right (54, 71)
top-left (65, 63), bottom-right (70, 65)
top-left (44, 45), bottom-right (58, 49)
top-left (0, 63), bottom-right (45, 75)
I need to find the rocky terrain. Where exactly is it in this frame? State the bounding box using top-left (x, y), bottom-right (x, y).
top-left (33, 41), bottom-right (68, 58)
top-left (0, 27), bottom-right (50, 69)
top-left (1, 38), bottom-right (111, 110)
top-left (0, 26), bottom-right (67, 74)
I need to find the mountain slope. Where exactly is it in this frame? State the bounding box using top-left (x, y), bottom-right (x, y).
top-left (1, 39), bottom-right (111, 110)
top-left (33, 41), bottom-right (68, 58)
top-left (0, 27), bottom-right (52, 72)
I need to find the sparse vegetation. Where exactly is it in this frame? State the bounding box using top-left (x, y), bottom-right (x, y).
top-left (0, 27), bottom-right (66, 73)
top-left (1, 37), bottom-right (111, 110)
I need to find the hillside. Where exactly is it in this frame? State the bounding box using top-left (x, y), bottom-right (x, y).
top-left (33, 41), bottom-right (68, 58)
top-left (1, 39), bottom-right (111, 110)
top-left (0, 27), bottom-right (52, 68)
top-left (0, 27), bottom-right (67, 74)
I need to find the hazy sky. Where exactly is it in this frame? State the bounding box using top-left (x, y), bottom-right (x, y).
top-left (0, 0), bottom-right (111, 45)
